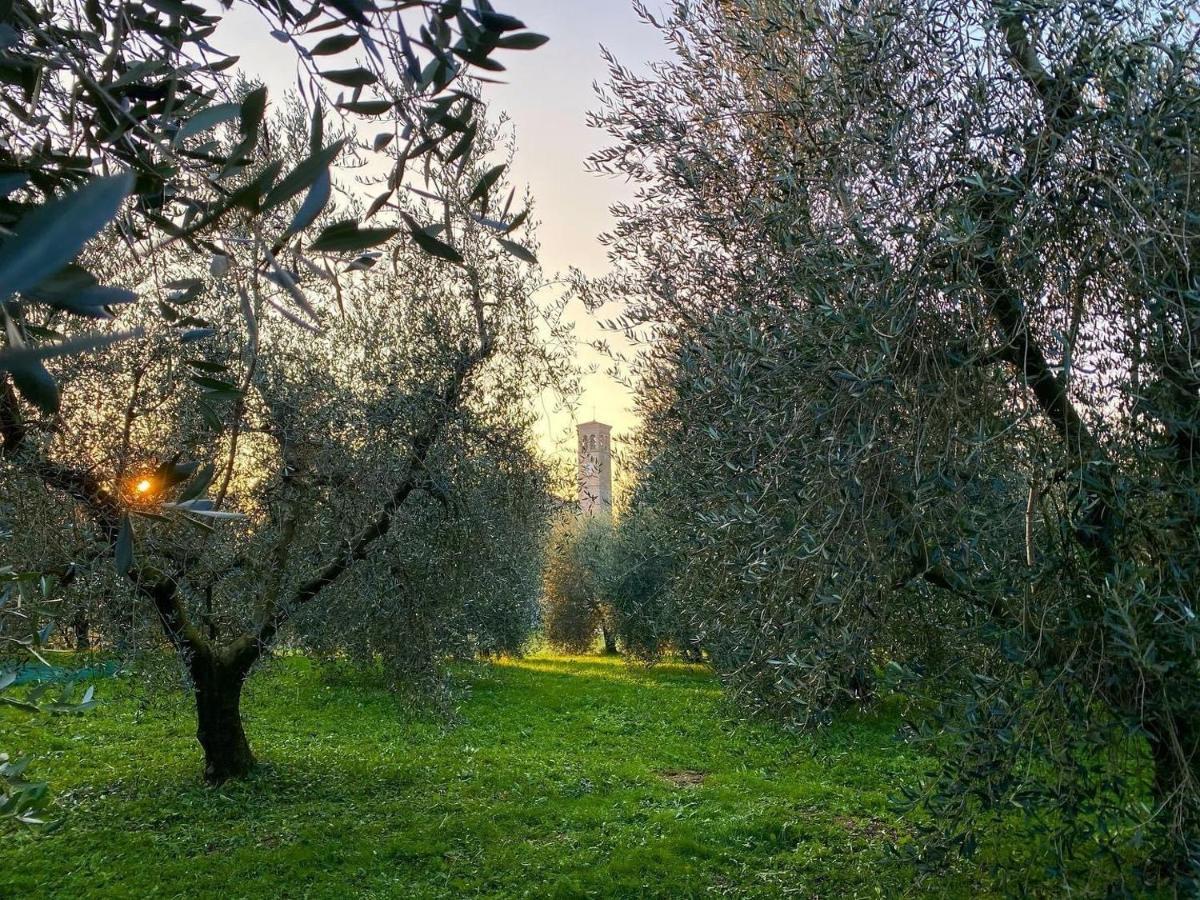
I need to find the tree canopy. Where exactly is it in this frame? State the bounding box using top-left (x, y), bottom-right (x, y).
top-left (592, 0), bottom-right (1200, 889)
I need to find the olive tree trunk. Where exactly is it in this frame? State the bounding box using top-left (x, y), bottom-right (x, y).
top-left (189, 652), bottom-right (255, 783)
top-left (1150, 718), bottom-right (1199, 871)
top-left (600, 623), bottom-right (618, 655)
top-left (72, 612), bottom-right (90, 651)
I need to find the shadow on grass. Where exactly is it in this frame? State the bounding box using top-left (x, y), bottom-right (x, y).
top-left (4, 652), bottom-right (941, 899)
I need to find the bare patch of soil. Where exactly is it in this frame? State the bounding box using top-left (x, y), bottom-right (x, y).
top-left (835, 815), bottom-right (900, 842)
top-left (658, 769), bottom-right (707, 787)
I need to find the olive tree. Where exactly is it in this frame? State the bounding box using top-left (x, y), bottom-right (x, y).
top-left (0, 0), bottom-right (553, 789)
top-left (542, 512), bottom-right (620, 655)
top-left (592, 0), bottom-right (1200, 888)
top-left (1, 79), bottom-right (567, 785)
top-left (607, 503), bottom-right (699, 663)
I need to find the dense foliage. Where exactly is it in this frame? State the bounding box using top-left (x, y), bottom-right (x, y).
top-left (295, 414), bottom-right (552, 693)
top-left (606, 504), bottom-right (699, 663)
top-left (541, 513), bottom-right (619, 655)
top-left (592, 0), bottom-right (1200, 889)
top-left (0, 0), bottom-right (547, 398)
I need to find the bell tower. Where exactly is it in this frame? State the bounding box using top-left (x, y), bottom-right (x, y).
top-left (577, 421), bottom-right (612, 515)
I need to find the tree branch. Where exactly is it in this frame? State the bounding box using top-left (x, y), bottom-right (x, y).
top-left (2, 374), bottom-right (210, 659)
top-left (231, 342), bottom-right (490, 667)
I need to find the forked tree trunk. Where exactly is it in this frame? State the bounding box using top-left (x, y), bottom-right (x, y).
top-left (190, 652), bottom-right (255, 783)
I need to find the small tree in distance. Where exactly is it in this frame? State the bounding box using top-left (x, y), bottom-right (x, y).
top-left (608, 504), bottom-right (700, 664)
top-left (542, 513), bottom-right (619, 655)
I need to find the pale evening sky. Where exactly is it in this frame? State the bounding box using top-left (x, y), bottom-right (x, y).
top-left (216, 1), bottom-right (672, 459)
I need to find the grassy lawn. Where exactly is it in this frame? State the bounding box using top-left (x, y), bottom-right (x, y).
top-left (2, 652), bottom-right (989, 898)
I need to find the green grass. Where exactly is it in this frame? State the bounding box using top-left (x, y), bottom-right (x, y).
top-left (3, 653), bottom-right (988, 898)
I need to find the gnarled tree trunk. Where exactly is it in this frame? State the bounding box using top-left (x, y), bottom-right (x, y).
top-left (189, 650), bottom-right (255, 783)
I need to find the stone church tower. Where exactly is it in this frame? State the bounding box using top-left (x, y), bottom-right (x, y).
top-left (577, 421), bottom-right (612, 515)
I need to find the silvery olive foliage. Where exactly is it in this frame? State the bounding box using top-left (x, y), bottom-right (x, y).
top-left (295, 445), bottom-right (549, 696)
top-left (541, 512), bottom-right (620, 655)
top-left (606, 503), bottom-right (699, 664)
top-left (592, 0), bottom-right (1200, 889)
top-left (0, 0), bottom-right (549, 401)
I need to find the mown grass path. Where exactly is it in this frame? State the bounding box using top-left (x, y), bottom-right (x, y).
top-left (3, 654), bottom-right (980, 898)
